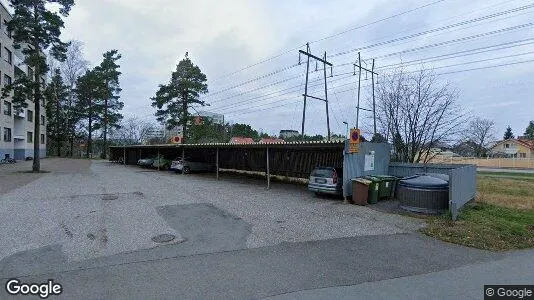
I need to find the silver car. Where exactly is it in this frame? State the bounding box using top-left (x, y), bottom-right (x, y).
top-left (308, 167), bottom-right (343, 196)
top-left (170, 157), bottom-right (214, 174)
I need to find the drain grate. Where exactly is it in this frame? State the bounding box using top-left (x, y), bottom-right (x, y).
top-left (101, 194), bottom-right (119, 201)
top-left (152, 234), bottom-right (176, 244)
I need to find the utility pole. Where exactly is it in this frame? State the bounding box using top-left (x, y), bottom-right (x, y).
top-left (356, 52), bottom-right (361, 129)
top-left (298, 43), bottom-right (333, 141)
top-left (371, 59), bottom-right (377, 136)
top-left (301, 43), bottom-right (310, 141)
top-left (323, 51), bottom-right (330, 141)
top-left (353, 53), bottom-right (378, 132)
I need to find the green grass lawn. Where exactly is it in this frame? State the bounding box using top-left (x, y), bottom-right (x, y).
top-left (421, 172), bottom-right (534, 251)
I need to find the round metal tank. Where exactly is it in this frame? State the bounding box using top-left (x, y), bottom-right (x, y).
top-left (418, 172), bottom-right (450, 182)
top-left (397, 175), bottom-right (449, 214)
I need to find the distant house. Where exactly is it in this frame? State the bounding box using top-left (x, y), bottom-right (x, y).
top-left (279, 130), bottom-right (300, 139)
top-left (229, 137), bottom-right (255, 144)
top-left (259, 137), bottom-right (284, 144)
top-left (490, 138), bottom-right (534, 158)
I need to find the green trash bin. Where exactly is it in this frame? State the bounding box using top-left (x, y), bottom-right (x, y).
top-left (374, 175), bottom-right (400, 199)
top-left (364, 176), bottom-right (380, 204)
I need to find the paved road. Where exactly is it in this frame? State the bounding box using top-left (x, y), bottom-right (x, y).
top-left (268, 249), bottom-right (534, 300)
top-left (0, 159), bottom-right (530, 299)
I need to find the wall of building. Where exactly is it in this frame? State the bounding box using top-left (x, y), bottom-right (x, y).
top-left (492, 140), bottom-right (532, 158)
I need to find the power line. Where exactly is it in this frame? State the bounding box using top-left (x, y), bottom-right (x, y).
top-left (205, 63), bottom-right (301, 98)
top-left (373, 22), bottom-right (534, 60)
top-left (205, 6), bottom-right (534, 100)
top-left (214, 73), bottom-right (355, 113)
top-left (435, 57), bottom-right (534, 75)
top-left (331, 4), bottom-right (534, 57)
top-left (310, 0), bottom-right (447, 44)
top-left (376, 38), bottom-right (534, 70)
top-left (208, 0), bottom-right (447, 83)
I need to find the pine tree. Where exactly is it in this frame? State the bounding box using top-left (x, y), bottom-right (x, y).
top-left (151, 53), bottom-right (208, 144)
top-left (44, 69), bottom-right (69, 156)
top-left (1, 0), bottom-right (74, 171)
top-left (504, 126), bottom-right (514, 140)
top-left (93, 50), bottom-right (123, 158)
top-left (76, 69), bottom-right (103, 158)
top-left (524, 121), bottom-right (534, 139)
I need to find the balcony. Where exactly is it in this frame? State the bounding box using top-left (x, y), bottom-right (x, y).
top-left (14, 55), bottom-right (27, 76)
top-left (14, 108), bottom-right (24, 118)
top-left (13, 134), bottom-right (25, 140)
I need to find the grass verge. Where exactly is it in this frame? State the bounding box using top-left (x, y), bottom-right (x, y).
top-left (422, 202), bottom-right (534, 251)
top-left (421, 173), bottom-right (534, 251)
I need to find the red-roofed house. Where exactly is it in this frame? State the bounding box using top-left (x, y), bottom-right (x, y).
top-left (259, 137), bottom-right (285, 144)
top-left (229, 137), bottom-right (255, 144)
top-left (490, 138), bottom-right (534, 158)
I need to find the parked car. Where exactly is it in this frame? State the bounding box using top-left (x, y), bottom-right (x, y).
top-left (308, 167), bottom-right (343, 196)
top-left (137, 157), bottom-right (155, 168)
top-left (152, 156), bottom-right (171, 170)
top-left (170, 157), bottom-right (214, 174)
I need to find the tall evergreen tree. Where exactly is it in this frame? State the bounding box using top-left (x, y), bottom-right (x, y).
top-left (524, 121), bottom-right (534, 139)
top-left (1, 0), bottom-right (74, 172)
top-left (151, 53), bottom-right (208, 144)
top-left (94, 50), bottom-right (123, 158)
top-left (504, 126), bottom-right (514, 140)
top-left (76, 69), bottom-right (103, 158)
top-left (44, 69), bottom-right (69, 156)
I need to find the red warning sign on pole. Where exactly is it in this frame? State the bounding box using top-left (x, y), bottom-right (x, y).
top-left (349, 128), bottom-right (360, 153)
top-left (170, 136), bottom-right (182, 144)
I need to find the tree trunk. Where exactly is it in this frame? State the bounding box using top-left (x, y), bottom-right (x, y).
top-left (56, 93), bottom-right (61, 157)
top-left (87, 99), bottom-right (92, 159)
top-left (101, 98), bottom-right (108, 159)
top-left (32, 5), bottom-right (40, 172)
top-left (182, 94), bottom-right (188, 144)
top-left (69, 133), bottom-right (74, 157)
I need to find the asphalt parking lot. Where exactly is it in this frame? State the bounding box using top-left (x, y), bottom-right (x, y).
top-left (0, 159), bottom-right (507, 299)
top-left (0, 158), bottom-right (425, 260)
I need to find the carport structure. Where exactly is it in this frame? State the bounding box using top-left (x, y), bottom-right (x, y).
top-left (109, 141), bottom-right (344, 188)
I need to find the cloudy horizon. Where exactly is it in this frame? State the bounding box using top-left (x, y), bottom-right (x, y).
top-left (3, 0), bottom-right (533, 141)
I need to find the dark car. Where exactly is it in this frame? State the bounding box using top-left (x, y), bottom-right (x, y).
top-left (308, 167), bottom-right (343, 196)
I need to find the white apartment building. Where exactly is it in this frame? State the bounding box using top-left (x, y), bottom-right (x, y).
top-left (0, 3), bottom-right (46, 160)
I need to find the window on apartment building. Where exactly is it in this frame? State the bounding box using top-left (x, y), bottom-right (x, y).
top-left (3, 127), bottom-right (11, 142)
top-left (27, 109), bottom-right (33, 122)
top-left (40, 115), bottom-right (45, 125)
top-left (27, 131), bottom-right (33, 143)
top-left (40, 134), bottom-right (45, 144)
top-left (3, 74), bottom-right (11, 86)
top-left (4, 48), bottom-right (11, 64)
top-left (505, 144), bottom-right (510, 148)
top-left (520, 153), bottom-right (526, 158)
top-left (3, 100), bottom-right (11, 116)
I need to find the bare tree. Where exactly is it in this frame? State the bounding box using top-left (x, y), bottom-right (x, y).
top-left (463, 117), bottom-right (495, 157)
top-left (112, 117), bottom-right (156, 145)
top-left (60, 40), bottom-right (89, 156)
top-left (375, 67), bottom-right (465, 163)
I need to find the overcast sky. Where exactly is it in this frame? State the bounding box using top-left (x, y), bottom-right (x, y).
top-left (5, 0), bottom-right (533, 140)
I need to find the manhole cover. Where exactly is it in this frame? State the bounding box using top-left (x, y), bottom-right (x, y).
top-left (152, 234), bottom-right (176, 243)
top-left (101, 194), bottom-right (119, 201)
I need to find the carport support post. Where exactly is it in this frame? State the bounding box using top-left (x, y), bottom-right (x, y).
top-left (266, 147), bottom-right (271, 189)
top-left (157, 148), bottom-right (160, 171)
top-left (181, 147), bottom-right (185, 176)
top-left (216, 147), bottom-right (219, 180)
top-left (123, 146), bottom-right (126, 165)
